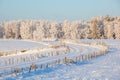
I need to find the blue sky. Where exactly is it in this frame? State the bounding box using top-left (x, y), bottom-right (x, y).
top-left (0, 0), bottom-right (120, 22)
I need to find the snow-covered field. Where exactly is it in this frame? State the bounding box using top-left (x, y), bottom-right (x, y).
top-left (0, 39), bottom-right (120, 80)
top-left (0, 40), bottom-right (47, 52)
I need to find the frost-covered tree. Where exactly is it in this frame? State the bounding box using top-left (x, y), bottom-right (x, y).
top-left (0, 24), bottom-right (3, 38)
top-left (0, 16), bottom-right (120, 40)
top-left (49, 21), bottom-right (57, 39)
top-left (10, 22), bottom-right (20, 39)
top-left (114, 23), bottom-right (120, 39)
top-left (90, 19), bottom-right (101, 39)
top-left (62, 20), bottom-right (71, 39)
top-left (96, 16), bottom-right (104, 38)
top-left (104, 22), bottom-right (114, 39)
top-left (56, 24), bottom-right (64, 38)
top-left (3, 22), bottom-right (13, 38)
top-left (84, 25), bottom-right (92, 39)
top-left (20, 21), bottom-right (33, 39)
top-left (33, 21), bottom-right (45, 41)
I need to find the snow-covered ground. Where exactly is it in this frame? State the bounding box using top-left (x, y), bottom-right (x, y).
top-left (0, 39), bottom-right (120, 80)
top-left (0, 40), bottom-right (47, 52)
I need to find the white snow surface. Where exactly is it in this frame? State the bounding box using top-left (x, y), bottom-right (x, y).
top-left (0, 39), bottom-right (47, 52)
top-left (0, 39), bottom-right (120, 80)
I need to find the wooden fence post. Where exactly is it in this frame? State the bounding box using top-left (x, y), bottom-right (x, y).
top-left (58, 59), bottom-right (61, 64)
top-left (64, 57), bottom-right (67, 63)
top-left (3, 69), bottom-right (6, 80)
top-left (78, 56), bottom-right (80, 62)
top-left (10, 67), bottom-right (13, 77)
top-left (40, 64), bottom-right (42, 70)
top-left (82, 55), bottom-right (85, 61)
top-left (75, 57), bottom-right (77, 62)
top-left (35, 64), bottom-right (37, 72)
top-left (14, 68), bottom-right (19, 75)
top-left (21, 68), bottom-right (24, 74)
top-left (81, 55), bottom-right (83, 62)
top-left (46, 63), bottom-right (48, 68)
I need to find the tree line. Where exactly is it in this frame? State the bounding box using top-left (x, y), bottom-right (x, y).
top-left (0, 16), bottom-right (120, 40)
